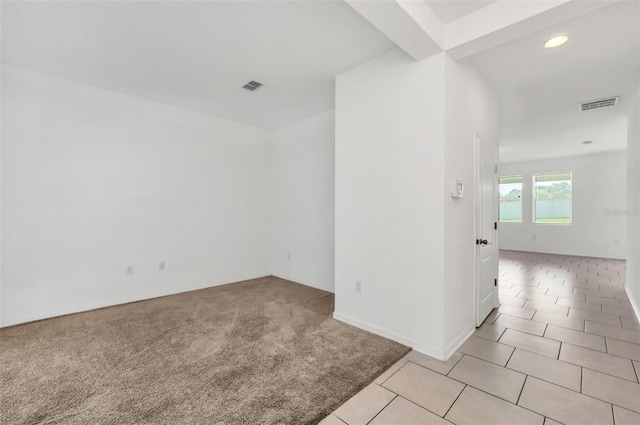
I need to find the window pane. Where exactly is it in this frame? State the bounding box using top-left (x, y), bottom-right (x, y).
top-left (535, 199), bottom-right (571, 222)
top-left (499, 176), bottom-right (522, 222)
top-left (533, 172), bottom-right (571, 223)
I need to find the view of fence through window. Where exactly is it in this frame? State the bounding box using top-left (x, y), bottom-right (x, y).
top-left (499, 176), bottom-right (523, 222)
top-left (534, 172), bottom-right (572, 223)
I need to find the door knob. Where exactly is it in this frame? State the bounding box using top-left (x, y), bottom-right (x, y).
top-left (476, 239), bottom-right (489, 245)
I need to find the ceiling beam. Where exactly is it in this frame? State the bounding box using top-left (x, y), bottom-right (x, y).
top-left (445, 0), bottom-right (617, 60)
top-left (347, 0), bottom-right (616, 63)
top-left (345, 0), bottom-right (444, 61)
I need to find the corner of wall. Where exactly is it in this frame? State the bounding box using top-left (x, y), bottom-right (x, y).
top-left (626, 84), bottom-right (640, 316)
top-left (442, 54), bottom-right (499, 350)
top-left (269, 110), bottom-right (336, 293)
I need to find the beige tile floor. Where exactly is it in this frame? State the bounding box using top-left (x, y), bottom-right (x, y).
top-left (322, 250), bottom-right (640, 425)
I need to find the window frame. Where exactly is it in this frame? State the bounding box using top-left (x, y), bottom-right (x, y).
top-left (532, 171), bottom-right (572, 225)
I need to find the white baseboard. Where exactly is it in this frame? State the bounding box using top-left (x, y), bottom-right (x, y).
top-left (0, 274), bottom-right (270, 328)
top-left (271, 273), bottom-right (334, 294)
top-left (626, 286), bottom-right (640, 323)
top-left (333, 311), bottom-right (446, 360)
top-left (443, 322), bottom-right (475, 360)
top-left (500, 249), bottom-right (625, 261)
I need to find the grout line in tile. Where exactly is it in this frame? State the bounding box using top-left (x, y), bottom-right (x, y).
top-left (611, 403), bottom-right (615, 425)
top-left (390, 392), bottom-right (456, 422)
top-left (583, 321), bottom-right (639, 343)
top-left (504, 343), bottom-right (517, 367)
top-left (472, 380), bottom-right (552, 420)
top-left (441, 384), bottom-right (467, 419)
top-left (515, 375), bottom-right (528, 406)
top-left (455, 345), bottom-right (516, 368)
top-left (611, 404), bottom-right (616, 425)
top-left (487, 312), bottom-right (502, 325)
top-left (495, 326), bottom-right (508, 341)
top-left (497, 311), bottom-right (536, 322)
top-left (557, 355), bottom-right (637, 385)
top-left (508, 362), bottom-right (584, 394)
top-left (543, 323), bottom-right (549, 339)
top-left (364, 394), bottom-right (396, 425)
top-left (557, 341), bottom-right (562, 360)
top-left (443, 356), bottom-right (540, 407)
top-left (568, 388), bottom-right (623, 417)
top-left (447, 354), bottom-right (467, 377)
top-left (560, 340), bottom-right (639, 362)
top-left (449, 351), bottom-right (466, 372)
top-left (377, 361), bottom-right (407, 386)
top-left (334, 415), bottom-right (348, 425)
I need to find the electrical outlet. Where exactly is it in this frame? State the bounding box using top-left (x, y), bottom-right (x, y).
top-left (355, 280), bottom-right (363, 293)
top-left (159, 261), bottom-right (166, 271)
top-left (287, 252), bottom-right (291, 260)
top-left (126, 265), bottom-right (134, 275)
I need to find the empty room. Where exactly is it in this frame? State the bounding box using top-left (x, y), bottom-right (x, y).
top-left (1, 1), bottom-right (639, 424)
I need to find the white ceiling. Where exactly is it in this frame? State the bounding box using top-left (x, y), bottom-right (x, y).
top-left (424, 0), bottom-right (497, 24)
top-left (470, 1), bottom-right (640, 163)
top-left (4, 0), bottom-right (637, 153)
top-left (1, 1), bottom-right (395, 129)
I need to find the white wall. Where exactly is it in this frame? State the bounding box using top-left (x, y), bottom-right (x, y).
top-left (335, 48), bottom-right (447, 357)
top-left (271, 110), bottom-right (335, 292)
top-left (443, 55), bottom-right (499, 355)
top-left (1, 66), bottom-right (272, 326)
top-left (334, 48), bottom-right (499, 359)
top-left (499, 151), bottom-right (628, 259)
top-left (627, 87), bottom-right (640, 315)
top-left (0, 64), bottom-right (3, 324)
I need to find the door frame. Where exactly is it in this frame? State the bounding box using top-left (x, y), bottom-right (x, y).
top-left (474, 131), bottom-right (500, 326)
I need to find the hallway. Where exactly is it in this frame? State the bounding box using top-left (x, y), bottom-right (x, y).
top-left (322, 250), bottom-right (640, 425)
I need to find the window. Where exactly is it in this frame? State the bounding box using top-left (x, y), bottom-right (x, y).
top-left (533, 172), bottom-right (572, 224)
top-left (499, 176), bottom-right (523, 222)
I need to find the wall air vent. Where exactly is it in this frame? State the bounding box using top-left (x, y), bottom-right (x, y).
top-left (578, 96), bottom-right (619, 112)
top-left (243, 81), bottom-right (263, 91)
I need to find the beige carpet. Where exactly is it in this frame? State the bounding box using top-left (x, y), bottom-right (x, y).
top-left (0, 276), bottom-right (409, 424)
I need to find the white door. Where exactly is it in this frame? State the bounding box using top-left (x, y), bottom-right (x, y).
top-left (475, 134), bottom-right (498, 326)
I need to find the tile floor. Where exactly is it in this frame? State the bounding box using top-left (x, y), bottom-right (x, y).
top-left (322, 250), bottom-right (640, 425)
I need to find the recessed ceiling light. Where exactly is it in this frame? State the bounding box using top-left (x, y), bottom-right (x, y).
top-left (544, 35), bottom-right (569, 49)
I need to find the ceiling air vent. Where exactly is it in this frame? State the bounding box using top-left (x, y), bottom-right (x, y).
top-left (243, 81), bottom-right (263, 91)
top-left (578, 96), bottom-right (619, 112)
